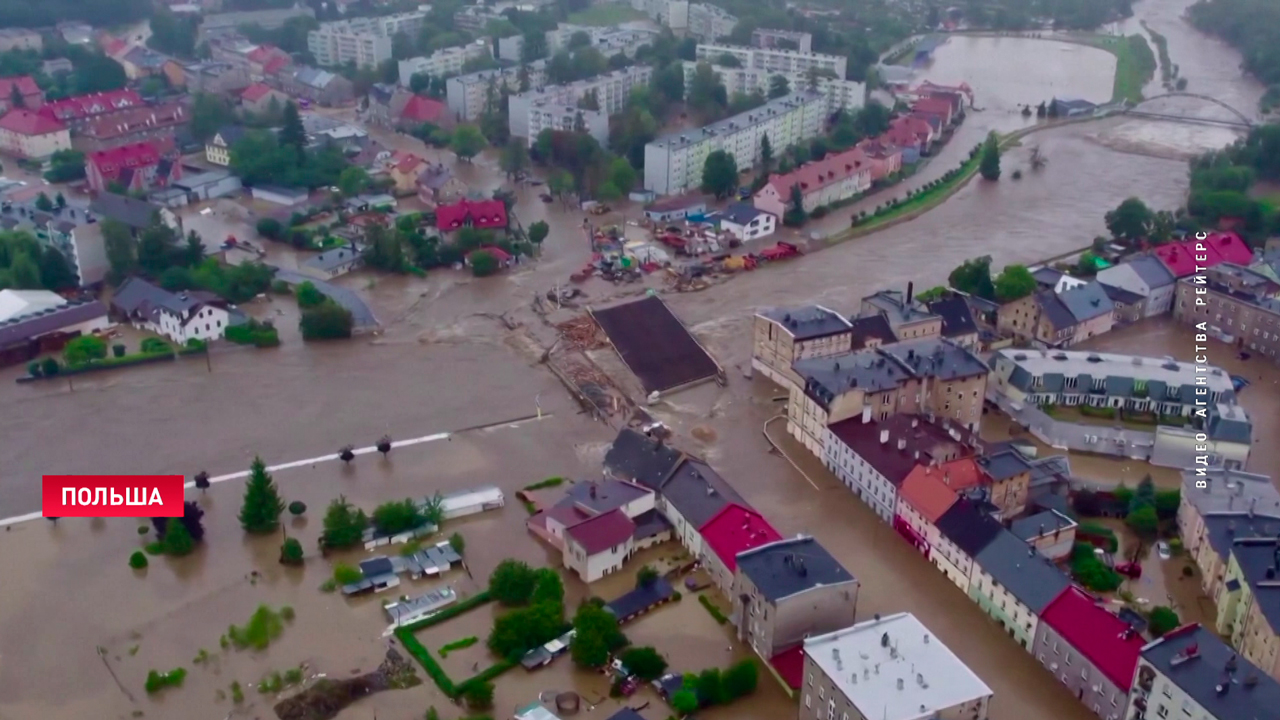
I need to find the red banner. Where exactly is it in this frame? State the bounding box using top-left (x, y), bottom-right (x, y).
top-left (42, 475), bottom-right (185, 517)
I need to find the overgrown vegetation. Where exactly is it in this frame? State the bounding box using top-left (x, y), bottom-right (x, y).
top-left (144, 668), bottom-right (187, 694)
top-left (1188, 0), bottom-right (1280, 109)
top-left (227, 605), bottom-right (293, 651)
top-left (698, 594), bottom-right (729, 625)
top-left (439, 636), bottom-right (479, 657)
top-left (1069, 542), bottom-right (1123, 592)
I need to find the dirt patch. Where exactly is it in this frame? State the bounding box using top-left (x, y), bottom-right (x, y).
top-left (690, 426), bottom-right (717, 443)
top-left (274, 649), bottom-right (420, 720)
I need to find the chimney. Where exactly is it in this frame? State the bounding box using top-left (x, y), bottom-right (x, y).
top-left (897, 438), bottom-right (906, 451)
top-left (880, 429), bottom-right (890, 444)
top-left (906, 282), bottom-right (914, 306)
top-left (589, 484), bottom-right (597, 499)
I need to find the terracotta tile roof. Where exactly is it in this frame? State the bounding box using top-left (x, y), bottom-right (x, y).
top-left (765, 146), bottom-right (870, 198)
top-left (80, 103), bottom-right (187, 140)
top-left (392, 151), bottom-right (426, 174)
top-left (0, 75), bottom-right (40, 98)
top-left (263, 55), bottom-right (290, 76)
top-left (1040, 586), bottom-right (1145, 690)
top-left (89, 142), bottom-right (165, 184)
top-left (0, 108), bottom-right (65, 135)
top-left (436, 198), bottom-right (507, 230)
top-left (39, 90), bottom-right (144, 122)
top-left (912, 97), bottom-right (952, 117)
top-left (898, 465), bottom-right (960, 522)
top-left (698, 503), bottom-right (782, 572)
top-left (1154, 234), bottom-right (1253, 278)
top-left (565, 508), bottom-right (636, 555)
top-left (246, 45), bottom-right (283, 64)
top-left (400, 94), bottom-right (446, 124)
top-left (241, 83), bottom-right (274, 102)
top-left (827, 415), bottom-right (974, 487)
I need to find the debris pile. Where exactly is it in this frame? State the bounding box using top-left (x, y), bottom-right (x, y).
top-left (556, 316), bottom-right (608, 351)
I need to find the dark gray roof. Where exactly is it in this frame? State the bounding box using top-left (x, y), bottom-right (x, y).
top-left (604, 709), bottom-right (648, 720)
top-left (303, 246), bottom-right (361, 273)
top-left (977, 449), bottom-right (1033, 481)
top-left (973, 530), bottom-right (1070, 613)
top-left (1058, 281), bottom-right (1115, 322)
top-left (1099, 281), bottom-right (1145, 305)
top-left (1202, 514), bottom-right (1280, 565)
top-left (603, 428), bottom-right (684, 491)
top-left (1010, 510), bottom-right (1074, 541)
top-left (89, 193), bottom-right (162, 229)
top-left (735, 536), bottom-right (855, 602)
top-left (877, 337), bottom-right (988, 382)
top-left (721, 202), bottom-right (770, 225)
top-left (1032, 267), bottom-right (1064, 287)
top-left (936, 501), bottom-right (1003, 556)
top-left (1206, 405), bottom-right (1253, 444)
top-left (0, 299), bottom-right (107, 349)
top-left (213, 125), bottom-right (247, 147)
top-left (927, 295), bottom-right (978, 339)
top-left (111, 277), bottom-right (221, 320)
top-left (848, 314), bottom-right (897, 349)
top-left (659, 459), bottom-right (744, 529)
top-left (1228, 538), bottom-right (1280, 632)
top-left (604, 576), bottom-right (674, 620)
top-left (360, 556), bottom-right (394, 577)
top-left (760, 306), bottom-right (851, 341)
top-left (1127, 255), bottom-right (1177, 289)
top-left (1035, 291), bottom-right (1077, 329)
top-left (558, 479), bottom-right (652, 514)
top-left (1141, 624), bottom-right (1280, 720)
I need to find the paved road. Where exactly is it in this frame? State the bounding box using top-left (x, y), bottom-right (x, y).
top-left (272, 268), bottom-right (379, 329)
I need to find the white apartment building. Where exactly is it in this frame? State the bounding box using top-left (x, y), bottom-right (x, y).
top-left (508, 65), bottom-right (653, 140)
top-left (632, 0), bottom-right (688, 28)
top-left (752, 28), bottom-right (812, 53)
top-left (527, 103), bottom-right (609, 146)
top-left (545, 24), bottom-right (658, 58)
top-left (695, 43), bottom-right (847, 80)
top-left (682, 60), bottom-right (865, 113)
top-left (398, 41), bottom-right (493, 85)
top-left (643, 91), bottom-right (824, 195)
top-left (1126, 625), bottom-right (1280, 720)
top-left (445, 60), bottom-right (548, 120)
top-left (687, 3), bottom-right (737, 41)
top-left (308, 12), bottom-right (427, 69)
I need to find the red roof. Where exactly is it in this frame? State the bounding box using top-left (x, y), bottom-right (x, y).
top-left (912, 97), bottom-right (952, 118)
top-left (400, 94), bottom-right (446, 124)
top-left (765, 146), bottom-right (870, 197)
top-left (470, 246), bottom-right (512, 263)
top-left (392, 151), bottom-right (426, 174)
top-left (698, 503), bottom-right (782, 572)
top-left (436, 198), bottom-right (508, 230)
top-left (565, 508), bottom-right (636, 555)
top-left (769, 646), bottom-right (805, 690)
top-left (1153, 233), bottom-right (1253, 278)
top-left (241, 83), bottom-right (274, 102)
top-left (89, 142), bottom-right (163, 180)
top-left (1040, 586), bottom-right (1146, 690)
top-left (246, 45), bottom-right (282, 64)
top-left (0, 75), bottom-right (40, 98)
top-left (263, 55), bottom-right (290, 76)
top-left (80, 102), bottom-right (186, 140)
top-left (0, 108), bottom-right (66, 136)
top-left (39, 90), bottom-right (143, 122)
top-left (898, 465), bottom-right (960, 523)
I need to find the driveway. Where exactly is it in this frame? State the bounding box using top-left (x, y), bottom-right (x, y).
top-left (271, 268), bottom-right (379, 330)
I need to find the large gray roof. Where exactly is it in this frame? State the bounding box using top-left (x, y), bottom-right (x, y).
top-left (1180, 468), bottom-right (1280, 518)
top-left (89, 193), bottom-right (162, 229)
top-left (1201, 514), bottom-right (1280, 566)
top-left (759, 305), bottom-right (851, 341)
top-left (995, 349), bottom-right (1236, 399)
top-left (1141, 624), bottom-right (1280, 720)
top-left (1035, 290), bottom-right (1077, 329)
top-left (112, 277), bottom-right (221, 320)
top-left (0, 299), bottom-right (107, 349)
top-left (1010, 510), bottom-right (1075, 542)
top-left (1127, 255), bottom-right (1177, 288)
top-left (659, 459), bottom-right (744, 529)
top-left (927, 295), bottom-right (978, 339)
top-left (735, 536), bottom-right (856, 602)
top-left (1226, 538), bottom-right (1280, 632)
top-left (877, 337), bottom-right (989, 381)
top-left (973, 530), bottom-right (1070, 613)
top-left (302, 245), bottom-right (361, 273)
top-left (603, 428), bottom-right (684, 491)
top-left (1057, 281), bottom-right (1115, 323)
top-left (976, 450), bottom-right (1032, 480)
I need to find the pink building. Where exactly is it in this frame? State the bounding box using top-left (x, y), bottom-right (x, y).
top-left (754, 146), bottom-right (873, 216)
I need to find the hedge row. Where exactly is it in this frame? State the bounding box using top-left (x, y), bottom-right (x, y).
top-left (394, 591), bottom-right (496, 696)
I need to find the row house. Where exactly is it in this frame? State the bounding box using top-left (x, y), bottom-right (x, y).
top-left (1215, 537), bottom-right (1280, 681)
top-left (1034, 586), bottom-right (1146, 720)
top-left (751, 305), bottom-right (853, 388)
top-left (527, 478), bottom-right (670, 582)
top-left (270, 66), bottom-right (357, 107)
top-left (1009, 509), bottom-right (1078, 562)
top-left (854, 138), bottom-right (903, 181)
top-left (72, 103), bottom-right (189, 153)
top-left (933, 500), bottom-right (1002, 590)
top-left (752, 147), bottom-right (872, 219)
top-left (997, 281), bottom-right (1115, 348)
top-left (883, 115), bottom-right (935, 162)
top-left (120, 47), bottom-right (172, 80)
top-left (1096, 255), bottom-right (1178, 318)
top-left (968, 529), bottom-right (1070, 649)
top-left (1173, 263), bottom-right (1280, 365)
top-left (37, 89), bottom-right (146, 133)
top-left (698, 503), bottom-right (781, 594)
top-left (169, 61), bottom-right (251, 96)
top-left (860, 284), bottom-right (942, 340)
top-left (0, 76), bottom-right (44, 114)
top-left (1126, 624), bottom-right (1280, 720)
top-left (367, 85), bottom-right (448, 131)
top-left (1178, 467), bottom-right (1280, 602)
top-left (86, 142), bottom-right (181, 194)
top-left (927, 293), bottom-right (982, 349)
top-left (1152, 233), bottom-right (1255, 279)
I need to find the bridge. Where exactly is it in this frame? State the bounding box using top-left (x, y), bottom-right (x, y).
top-left (1121, 93), bottom-right (1255, 129)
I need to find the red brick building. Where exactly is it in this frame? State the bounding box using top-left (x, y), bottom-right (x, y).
top-left (86, 142), bottom-right (181, 194)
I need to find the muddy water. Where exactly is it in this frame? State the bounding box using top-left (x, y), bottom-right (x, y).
top-left (1, 1), bottom-right (1275, 718)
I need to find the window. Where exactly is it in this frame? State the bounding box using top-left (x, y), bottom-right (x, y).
top-left (805, 695), bottom-right (811, 709)
top-left (1155, 704), bottom-right (1168, 720)
top-left (818, 686), bottom-right (824, 700)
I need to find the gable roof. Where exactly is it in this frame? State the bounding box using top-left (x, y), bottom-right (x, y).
top-left (927, 295), bottom-right (978, 339)
top-left (400, 94), bottom-right (446, 123)
top-left (1154, 234), bottom-right (1254, 278)
top-left (758, 306), bottom-right (852, 341)
top-left (558, 479), bottom-right (651, 515)
top-left (659, 459), bottom-right (745, 529)
top-left (973, 530), bottom-right (1070, 613)
top-left (1057, 281), bottom-right (1114, 322)
top-left (721, 202), bottom-right (769, 225)
top-left (1034, 290), bottom-right (1077, 329)
top-left (1229, 538), bottom-right (1280, 632)
top-left (38, 89), bottom-right (144, 122)
top-left (212, 125), bottom-right (247, 147)
top-left (565, 508), bottom-right (636, 555)
top-left (764, 146), bottom-right (871, 198)
top-left (1099, 281), bottom-right (1146, 306)
top-left (1140, 624), bottom-right (1280, 719)
top-left (89, 142), bottom-right (163, 181)
top-left (435, 198), bottom-right (507, 230)
top-left (0, 299), bottom-right (108, 349)
top-left (111, 276), bottom-right (223, 321)
top-left (603, 428), bottom-right (685, 491)
top-left (699, 503), bottom-right (782, 573)
top-left (1040, 586), bottom-right (1144, 690)
top-left (0, 75), bottom-right (40, 98)
top-left (1126, 254), bottom-right (1177, 289)
top-left (898, 465), bottom-right (960, 522)
top-left (241, 82), bottom-right (275, 102)
top-left (0, 108), bottom-right (65, 136)
top-left (935, 500), bottom-right (1002, 556)
top-left (735, 536), bottom-right (855, 602)
top-left (848, 314), bottom-right (897, 349)
top-left (89, 193), bottom-right (163, 229)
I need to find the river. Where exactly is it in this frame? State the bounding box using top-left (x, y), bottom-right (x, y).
top-left (0, 0), bottom-right (1275, 718)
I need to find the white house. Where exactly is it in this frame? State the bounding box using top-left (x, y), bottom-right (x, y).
top-left (822, 414), bottom-right (906, 523)
top-left (110, 277), bottom-right (235, 344)
top-left (1096, 255), bottom-right (1178, 317)
top-left (301, 245), bottom-right (363, 280)
top-left (562, 509), bottom-right (641, 582)
top-left (531, 479), bottom-right (668, 583)
top-left (718, 203), bottom-right (776, 242)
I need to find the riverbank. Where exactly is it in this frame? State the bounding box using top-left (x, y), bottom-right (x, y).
top-left (1142, 21), bottom-right (1176, 86)
top-left (1073, 34), bottom-right (1156, 103)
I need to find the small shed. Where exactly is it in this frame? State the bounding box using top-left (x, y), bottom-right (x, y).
top-left (383, 586), bottom-right (457, 627)
top-left (251, 185), bottom-right (309, 206)
top-left (302, 245), bottom-right (364, 280)
top-left (175, 168), bottom-right (242, 201)
top-left (341, 555), bottom-right (401, 596)
top-left (643, 195), bottom-right (708, 224)
top-left (436, 486), bottom-right (505, 519)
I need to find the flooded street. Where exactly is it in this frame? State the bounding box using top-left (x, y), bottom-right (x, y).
top-left (1, 0), bottom-right (1276, 717)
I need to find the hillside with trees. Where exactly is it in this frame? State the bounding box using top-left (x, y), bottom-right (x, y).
top-left (1188, 0), bottom-right (1280, 109)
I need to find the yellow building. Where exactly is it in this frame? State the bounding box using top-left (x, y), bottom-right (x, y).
top-left (1216, 537), bottom-right (1280, 682)
top-left (751, 306), bottom-right (852, 389)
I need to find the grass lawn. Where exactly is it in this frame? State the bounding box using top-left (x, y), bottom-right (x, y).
top-left (567, 4), bottom-right (647, 26)
top-left (1075, 34), bottom-right (1156, 105)
top-left (1042, 404), bottom-right (1159, 432)
top-left (835, 150), bottom-right (983, 238)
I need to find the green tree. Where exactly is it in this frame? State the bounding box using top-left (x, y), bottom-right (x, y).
top-left (620, 646), bottom-right (667, 681)
top-left (295, 281), bottom-right (325, 309)
top-left (701, 150), bottom-right (738, 199)
top-left (40, 357), bottom-right (60, 376)
top-left (671, 689), bottom-right (699, 714)
top-left (993, 265), bottom-right (1037, 302)
top-left (500, 137), bottom-right (529, 178)
top-left (1154, 489), bottom-right (1181, 520)
top-left (979, 132), bottom-right (1001, 181)
top-left (608, 157), bottom-right (638, 195)
top-left (1126, 505), bottom-right (1159, 538)
top-left (949, 257), bottom-right (996, 300)
top-left (256, 218), bottom-right (283, 240)
top-left (462, 681), bottom-right (494, 709)
top-left (760, 133), bottom-right (773, 177)
top-left (39, 247), bottom-right (77, 291)
top-left (723, 659), bottom-right (759, 699)
top-left (696, 668), bottom-right (725, 705)
top-left (571, 601), bottom-right (626, 668)
top-left (448, 532), bottom-right (465, 555)
top-left (6, 252), bottom-right (39, 288)
top-left (1105, 197), bottom-right (1154, 243)
top-left (320, 495), bottom-right (368, 550)
top-left (687, 62), bottom-right (728, 122)
top-left (469, 249), bottom-right (500, 277)
top-left (35, 192), bottom-right (53, 212)
top-left (279, 101), bottom-right (307, 158)
top-left (161, 517), bottom-right (196, 556)
top-left (528, 220), bottom-right (549, 245)
top-left (300, 302), bottom-right (353, 341)
top-left (239, 457), bottom-right (285, 534)
top-left (371, 499), bottom-right (426, 535)
top-left (783, 182), bottom-right (807, 227)
top-left (489, 559), bottom-right (539, 605)
top-left (1132, 475), bottom-right (1156, 512)
top-left (1148, 606), bottom-right (1180, 637)
top-left (280, 537), bottom-right (304, 565)
top-left (548, 169), bottom-right (575, 205)
top-left (63, 335), bottom-right (107, 366)
top-left (189, 93), bottom-right (233, 143)
top-left (451, 124), bottom-right (487, 162)
top-left (636, 565), bottom-right (658, 587)
top-left (767, 74), bottom-right (790, 99)
top-left (337, 166), bottom-right (369, 197)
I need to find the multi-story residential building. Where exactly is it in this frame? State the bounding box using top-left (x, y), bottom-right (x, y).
top-left (175, 61), bottom-right (252, 96)
top-left (754, 147), bottom-right (871, 218)
top-left (72, 103), bottom-right (189, 153)
top-left (110, 276), bottom-right (234, 344)
top-left (1216, 537), bottom-right (1280, 679)
top-left (1179, 467), bottom-right (1280, 601)
top-left (644, 91), bottom-right (825, 195)
top-left (1034, 586), bottom-right (1146, 720)
top-left (40, 221), bottom-right (109, 286)
top-left (0, 109), bottom-right (70, 159)
top-left (1126, 624), bottom-right (1280, 720)
top-left (934, 500), bottom-right (1003, 590)
top-left (446, 61), bottom-right (548, 121)
top-left (894, 459), bottom-right (962, 560)
top-left (975, 450), bottom-right (1033, 519)
top-left (695, 43), bottom-right (847, 81)
top-left (687, 3), bottom-right (738, 41)
top-left (398, 41), bottom-right (493, 86)
top-left (1097, 255), bottom-right (1178, 317)
top-left (86, 142), bottom-right (181, 194)
top-left (848, 315), bottom-right (898, 350)
top-left (860, 286), bottom-right (943, 340)
top-left (732, 536), bottom-right (858, 661)
top-left (681, 60), bottom-right (866, 115)
top-left (1173, 263), bottom-right (1280, 364)
top-left (854, 138), bottom-right (903, 181)
top-left (752, 28), bottom-right (812, 53)
top-left (997, 281), bottom-right (1115, 347)
top-left (1010, 509), bottom-right (1078, 562)
top-left (698, 503), bottom-right (781, 593)
top-left (545, 24), bottom-right (657, 58)
top-left (631, 0), bottom-right (689, 28)
top-left (968, 529), bottom-right (1070, 649)
top-left (36, 89), bottom-right (146, 132)
top-left (823, 413), bottom-right (976, 522)
top-left (751, 305), bottom-right (853, 388)
top-left (198, 6), bottom-right (316, 43)
top-left (927, 293), bottom-right (981, 349)
top-left (271, 66), bottom-right (357, 106)
top-left (452, 4), bottom-right (505, 33)
top-left (523, 103), bottom-right (607, 145)
top-left (0, 28), bottom-right (42, 53)
top-left (88, 193), bottom-right (182, 236)
top-left (1152, 233), bottom-right (1255, 280)
top-left (509, 65), bottom-right (653, 140)
top-left (0, 76), bottom-right (44, 114)
top-left (308, 25), bottom-right (389, 69)
top-left (529, 478), bottom-right (670, 582)
top-left (800, 613), bottom-right (993, 720)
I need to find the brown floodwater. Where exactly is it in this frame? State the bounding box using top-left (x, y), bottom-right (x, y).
top-left (1, 1), bottom-right (1275, 718)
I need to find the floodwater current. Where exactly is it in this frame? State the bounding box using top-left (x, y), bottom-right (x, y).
top-left (0, 1), bottom-right (1276, 718)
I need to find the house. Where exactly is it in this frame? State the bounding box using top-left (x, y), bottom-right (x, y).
top-left (1172, 263), bottom-right (1280, 364)
top-left (643, 195), bottom-right (707, 223)
top-left (73, 102), bottom-right (188, 153)
top-left (1009, 510), bottom-right (1077, 562)
top-left (173, 168), bottom-right (243, 204)
top-left (800, 614), bottom-right (993, 720)
top-left (1034, 586), bottom-right (1145, 720)
top-left (86, 142), bottom-right (181, 194)
top-left (974, 449), bottom-right (1033, 519)
top-left (1178, 467), bottom-right (1280, 601)
top-left (731, 535), bottom-right (858, 661)
top-left (1154, 233), bottom-right (1254, 279)
top-left (205, 125), bottom-right (247, 166)
top-left (848, 314), bottom-right (897, 350)
top-left (0, 291), bottom-right (109, 368)
top-left (435, 198), bottom-right (507, 233)
top-left (698, 503), bottom-right (782, 593)
top-left (854, 139), bottom-right (902, 181)
top-left (88, 193), bottom-right (180, 234)
top-left (1056, 281), bottom-right (1115, 345)
top-left (602, 427), bottom-right (685, 489)
top-left (0, 29), bottom-right (42, 53)
top-left (37, 89), bottom-right (145, 132)
top-left (934, 500), bottom-right (1003, 591)
top-left (399, 94), bottom-right (447, 128)
top-left (529, 478), bottom-right (670, 583)
top-left (1126, 624), bottom-right (1280, 720)
top-left (120, 47), bottom-right (172, 80)
top-left (754, 146), bottom-right (872, 217)
top-left (529, 478), bottom-right (656, 549)
top-left (1099, 282), bottom-right (1146, 325)
top-left (271, 65), bottom-right (356, 106)
top-left (911, 96), bottom-right (954, 126)
top-left (1096, 255), bottom-right (1177, 317)
top-left (387, 152), bottom-right (428, 194)
top-left (563, 509), bottom-right (641, 583)
top-left (0, 109), bottom-right (70, 159)
top-left (111, 276), bottom-right (235, 343)
top-left (894, 459), bottom-right (964, 561)
top-left (0, 76), bottom-right (44, 113)
top-left (240, 82), bottom-right (289, 114)
top-left (1216, 537), bottom-right (1280, 679)
top-left (859, 285), bottom-right (942, 340)
top-left (301, 245), bottom-right (363, 280)
top-left (416, 163), bottom-right (466, 207)
top-left (751, 305), bottom-right (852, 388)
top-left (926, 293), bottom-right (980, 349)
top-left (969, 529), bottom-right (1071, 648)
top-left (997, 289), bottom-right (1079, 347)
top-left (340, 555), bottom-right (401, 595)
top-left (174, 60), bottom-right (251, 95)
top-left (717, 203), bottom-right (776, 242)
top-left (250, 185), bottom-right (309, 206)
top-left (883, 115), bottom-right (933, 161)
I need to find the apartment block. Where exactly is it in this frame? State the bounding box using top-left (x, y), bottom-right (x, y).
top-left (1126, 624), bottom-right (1280, 720)
top-left (800, 614), bottom-right (993, 720)
top-left (695, 43), bottom-right (847, 80)
top-left (1173, 263), bottom-right (1280, 365)
top-left (687, 3), bottom-right (738, 41)
top-left (527, 104), bottom-right (609, 146)
top-left (398, 41), bottom-right (493, 85)
top-left (446, 61), bottom-right (548, 121)
top-left (1034, 586), bottom-right (1146, 720)
top-left (751, 305), bottom-right (853, 389)
top-left (309, 13), bottom-right (427, 69)
top-left (508, 66), bottom-right (653, 140)
top-left (546, 24), bottom-right (659, 58)
top-left (1178, 467), bottom-right (1280, 602)
top-left (644, 91), bottom-right (825, 195)
top-left (681, 60), bottom-right (865, 114)
top-left (0, 28), bottom-right (42, 53)
top-left (752, 28), bottom-right (812, 53)
top-left (631, 0), bottom-right (689, 28)
top-left (453, 4), bottom-right (505, 32)
top-left (1216, 537), bottom-right (1280, 680)
top-left (968, 529), bottom-right (1069, 649)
